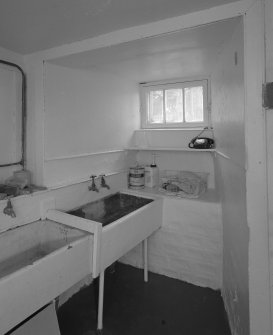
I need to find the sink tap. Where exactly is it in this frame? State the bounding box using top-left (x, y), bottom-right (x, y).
top-left (100, 174), bottom-right (110, 189)
top-left (3, 198), bottom-right (16, 218)
top-left (89, 175), bottom-right (99, 192)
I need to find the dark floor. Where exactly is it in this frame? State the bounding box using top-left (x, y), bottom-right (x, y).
top-left (57, 263), bottom-right (231, 335)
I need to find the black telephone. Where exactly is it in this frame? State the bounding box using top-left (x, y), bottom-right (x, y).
top-left (188, 128), bottom-right (215, 149)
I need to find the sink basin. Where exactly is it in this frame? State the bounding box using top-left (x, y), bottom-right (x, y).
top-left (0, 220), bottom-right (93, 334)
top-left (68, 192), bottom-right (153, 227)
top-left (48, 191), bottom-right (163, 276)
top-left (0, 220), bottom-right (87, 279)
top-left (46, 191), bottom-right (163, 332)
top-left (0, 184), bottom-right (18, 196)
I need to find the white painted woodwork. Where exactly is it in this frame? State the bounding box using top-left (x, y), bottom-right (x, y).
top-left (244, 1), bottom-right (271, 334)
top-left (0, 47), bottom-right (25, 182)
top-left (11, 303), bottom-right (60, 335)
top-left (26, 0), bottom-right (253, 60)
top-left (130, 129), bottom-right (214, 149)
top-left (0, 46), bottom-right (23, 65)
top-left (265, 0), bottom-right (273, 332)
top-left (24, 58), bottom-right (45, 186)
top-left (0, 220), bottom-right (92, 335)
top-left (0, 0), bottom-right (246, 55)
top-left (211, 16), bottom-right (250, 335)
top-left (143, 238), bottom-right (148, 282)
top-left (43, 151), bottom-right (135, 189)
top-left (0, 64), bottom-right (22, 165)
top-left (98, 272), bottom-right (105, 331)
top-left (265, 0), bottom-right (273, 82)
top-left (49, 21), bottom-right (237, 83)
top-left (127, 147), bottom-right (215, 153)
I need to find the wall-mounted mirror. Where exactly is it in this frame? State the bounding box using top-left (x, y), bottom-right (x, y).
top-left (0, 60), bottom-right (26, 170)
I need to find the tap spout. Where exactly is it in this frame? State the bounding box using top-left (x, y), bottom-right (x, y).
top-left (3, 199), bottom-right (16, 218)
top-left (88, 175), bottom-right (99, 192)
top-left (100, 174), bottom-right (110, 189)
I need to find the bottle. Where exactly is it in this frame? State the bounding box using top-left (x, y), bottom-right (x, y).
top-left (144, 154), bottom-right (159, 188)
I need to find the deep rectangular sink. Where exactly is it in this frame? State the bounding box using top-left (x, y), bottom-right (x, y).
top-left (0, 220), bottom-right (92, 334)
top-left (0, 184), bottom-right (18, 196)
top-left (49, 191), bottom-right (162, 274)
top-left (46, 191), bottom-right (162, 333)
top-left (0, 220), bottom-right (87, 279)
top-left (68, 192), bottom-right (153, 227)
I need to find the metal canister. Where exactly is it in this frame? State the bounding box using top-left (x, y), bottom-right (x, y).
top-left (128, 166), bottom-right (145, 189)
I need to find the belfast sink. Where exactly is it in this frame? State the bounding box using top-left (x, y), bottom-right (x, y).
top-left (46, 190), bottom-right (163, 332)
top-left (0, 219), bottom-right (93, 334)
top-left (67, 192), bottom-right (154, 227)
top-left (0, 184), bottom-right (18, 197)
top-left (47, 191), bottom-right (163, 276)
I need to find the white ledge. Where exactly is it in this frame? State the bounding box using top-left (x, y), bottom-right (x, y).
top-left (44, 149), bottom-right (126, 162)
top-left (126, 147), bottom-right (215, 152)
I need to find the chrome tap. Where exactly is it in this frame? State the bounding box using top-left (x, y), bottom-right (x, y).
top-left (89, 175), bottom-right (99, 192)
top-left (100, 174), bottom-right (110, 189)
top-left (3, 198), bottom-right (16, 218)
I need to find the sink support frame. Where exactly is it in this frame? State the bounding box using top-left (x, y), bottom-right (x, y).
top-left (97, 237), bottom-right (149, 331)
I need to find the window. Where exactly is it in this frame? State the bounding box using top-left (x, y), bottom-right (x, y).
top-left (140, 79), bottom-right (209, 128)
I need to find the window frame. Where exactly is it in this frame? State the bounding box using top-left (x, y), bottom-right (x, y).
top-left (140, 78), bottom-right (210, 129)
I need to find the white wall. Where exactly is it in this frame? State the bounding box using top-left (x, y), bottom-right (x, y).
top-left (211, 19), bottom-right (249, 334)
top-left (43, 63), bottom-right (139, 187)
top-left (131, 128), bottom-right (216, 189)
top-left (120, 123), bottom-right (222, 290)
top-left (0, 47), bottom-right (23, 66)
top-left (121, 194), bottom-right (222, 289)
top-left (265, 0), bottom-right (273, 332)
top-left (244, 2), bottom-right (271, 334)
top-left (0, 47), bottom-right (25, 182)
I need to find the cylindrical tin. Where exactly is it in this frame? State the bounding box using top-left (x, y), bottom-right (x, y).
top-left (13, 169), bottom-right (31, 187)
top-left (128, 166), bottom-right (145, 189)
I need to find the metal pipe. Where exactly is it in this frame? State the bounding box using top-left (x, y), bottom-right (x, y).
top-left (0, 60), bottom-right (26, 168)
top-left (143, 238), bottom-right (148, 282)
top-left (97, 271), bottom-right (105, 331)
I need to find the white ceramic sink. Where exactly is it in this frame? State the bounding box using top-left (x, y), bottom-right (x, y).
top-left (46, 191), bottom-right (163, 332)
top-left (47, 191), bottom-right (163, 276)
top-left (0, 220), bottom-right (93, 334)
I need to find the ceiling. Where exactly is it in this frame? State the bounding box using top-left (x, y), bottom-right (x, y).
top-left (49, 18), bottom-right (240, 83)
top-left (0, 0), bottom-right (239, 54)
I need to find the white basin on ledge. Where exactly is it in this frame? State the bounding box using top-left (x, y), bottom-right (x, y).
top-left (0, 219), bottom-right (93, 335)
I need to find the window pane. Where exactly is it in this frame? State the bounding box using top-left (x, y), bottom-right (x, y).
top-left (185, 86), bottom-right (204, 122)
top-left (165, 89), bottom-right (183, 123)
top-left (149, 90), bottom-right (163, 123)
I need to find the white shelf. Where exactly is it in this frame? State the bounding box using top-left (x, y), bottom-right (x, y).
top-left (124, 187), bottom-right (219, 203)
top-left (126, 147), bottom-right (215, 152)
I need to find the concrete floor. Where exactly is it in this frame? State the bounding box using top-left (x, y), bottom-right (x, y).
top-left (58, 263), bottom-right (231, 335)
